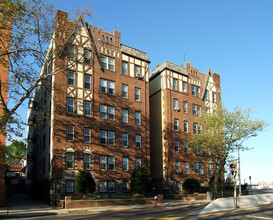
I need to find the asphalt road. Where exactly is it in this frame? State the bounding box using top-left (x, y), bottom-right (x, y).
top-left (6, 204), bottom-right (273, 220)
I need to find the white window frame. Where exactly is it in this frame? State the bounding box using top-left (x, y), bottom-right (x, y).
top-left (182, 81), bottom-right (187, 93)
top-left (135, 111), bottom-right (141, 125)
top-left (100, 130), bottom-right (107, 145)
top-left (173, 78), bottom-right (178, 90)
top-left (84, 49), bottom-right (91, 64)
top-left (67, 98), bottom-right (74, 114)
top-left (122, 84), bottom-right (128, 98)
top-left (193, 123), bottom-right (198, 134)
top-left (122, 109), bottom-right (128, 123)
top-left (108, 106), bottom-right (115, 120)
top-left (99, 181), bottom-right (107, 192)
top-left (100, 79), bottom-right (107, 94)
top-left (84, 74), bottom-right (91, 89)
top-left (122, 133), bottom-right (128, 147)
top-left (108, 131), bottom-right (115, 146)
top-left (174, 119), bottom-right (179, 131)
top-left (67, 70), bottom-right (75, 86)
top-left (100, 104), bottom-right (107, 119)
top-left (174, 99), bottom-right (178, 110)
top-left (175, 140), bottom-right (179, 152)
top-left (134, 65), bottom-right (140, 77)
top-left (122, 157), bottom-right (129, 171)
top-left (65, 180), bottom-right (75, 193)
top-left (135, 135), bottom-right (141, 148)
top-left (66, 126), bottom-right (74, 141)
top-left (135, 88), bottom-right (140, 101)
top-left (135, 158), bottom-right (141, 167)
top-left (83, 153), bottom-right (91, 169)
top-left (108, 81), bottom-right (115, 95)
top-left (122, 61), bottom-right (128, 75)
top-left (100, 55), bottom-right (115, 71)
top-left (100, 156), bottom-right (107, 170)
top-left (212, 92), bottom-right (217, 103)
top-left (108, 156), bottom-right (115, 171)
top-left (66, 152), bottom-right (74, 169)
top-left (83, 127), bottom-right (91, 143)
top-left (192, 104), bottom-right (197, 115)
top-left (184, 121), bottom-right (188, 133)
top-left (191, 85), bottom-right (196, 96)
top-left (196, 86), bottom-right (200, 98)
top-left (185, 162), bottom-right (190, 174)
top-left (183, 101), bottom-right (188, 113)
top-left (84, 101), bottom-right (91, 116)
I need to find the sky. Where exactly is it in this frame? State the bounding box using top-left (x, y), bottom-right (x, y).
top-left (18, 0), bottom-right (273, 184)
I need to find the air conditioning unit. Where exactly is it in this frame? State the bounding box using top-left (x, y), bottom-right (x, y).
top-left (136, 74), bottom-right (143, 80)
top-left (174, 107), bottom-right (180, 111)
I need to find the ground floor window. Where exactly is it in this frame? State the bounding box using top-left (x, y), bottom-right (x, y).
top-left (65, 180), bottom-right (75, 193)
top-left (122, 181), bottom-right (129, 192)
top-left (99, 181), bottom-right (116, 193)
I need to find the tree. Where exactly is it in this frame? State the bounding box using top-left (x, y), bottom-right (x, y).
top-left (75, 169), bottom-right (96, 198)
top-left (130, 166), bottom-right (152, 195)
top-left (182, 178), bottom-right (200, 194)
top-left (5, 141), bottom-right (26, 165)
top-left (189, 105), bottom-right (268, 199)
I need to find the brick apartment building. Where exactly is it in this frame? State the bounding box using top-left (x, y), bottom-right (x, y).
top-left (0, 27), bottom-right (10, 206)
top-left (26, 10), bottom-right (150, 202)
top-left (149, 61), bottom-right (221, 192)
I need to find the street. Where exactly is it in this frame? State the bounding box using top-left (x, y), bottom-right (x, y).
top-left (6, 204), bottom-right (273, 220)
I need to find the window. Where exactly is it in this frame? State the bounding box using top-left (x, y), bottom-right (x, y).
top-left (100, 105), bottom-right (107, 119)
top-left (174, 99), bottom-right (178, 110)
top-left (182, 81), bottom-right (187, 93)
top-left (206, 107), bottom-right (210, 114)
top-left (83, 153), bottom-right (91, 169)
top-left (200, 163), bottom-right (204, 174)
top-left (99, 130), bottom-right (107, 145)
top-left (84, 74), bottom-right (91, 89)
top-left (66, 126), bottom-right (74, 141)
top-left (135, 88), bottom-right (140, 101)
top-left (122, 61), bottom-right (128, 75)
top-left (175, 161), bottom-right (180, 173)
top-left (100, 55), bottom-right (115, 71)
top-left (175, 140), bottom-right (180, 152)
top-left (122, 84), bottom-right (128, 98)
top-left (173, 78), bottom-right (178, 90)
top-left (135, 65), bottom-right (140, 77)
top-left (83, 128), bottom-right (91, 143)
top-left (108, 81), bottom-right (115, 95)
top-left (66, 180), bottom-right (75, 193)
top-left (185, 162), bottom-right (190, 174)
top-left (184, 141), bottom-right (189, 153)
top-left (108, 106), bottom-right (115, 120)
top-left (212, 92), bottom-right (216, 103)
top-left (68, 45), bottom-right (75, 59)
top-left (136, 158), bottom-right (141, 167)
top-left (135, 135), bottom-right (141, 148)
top-left (122, 133), bottom-right (128, 147)
top-left (208, 163), bottom-right (212, 175)
top-left (194, 145), bottom-right (203, 155)
top-left (66, 152), bottom-right (74, 169)
top-left (100, 155), bottom-right (115, 171)
top-left (192, 104), bottom-right (197, 115)
top-left (84, 49), bottom-right (91, 64)
top-left (67, 70), bottom-right (75, 85)
top-left (122, 182), bottom-right (129, 192)
top-left (198, 125), bottom-right (202, 134)
top-left (122, 157), bottom-right (129, 171)
top-left (100, 79), bottom-right (107, 93)
top-left (67, 98), bottom-right (74, 114)
top-left (184, 121), bottom-right (188, 133)
top-left (207, 146), bottom-right (211, 156)
top-left (108, 181), bottom-right (115, 192)
top-left (108, 131), bottom-right (115, 146)
top-left (99, 181), bottom-right (107, 192)
top-left (195, 163), bottom-right (204, 174)
top-left (135, 112), bottom-right (141, 125)
top-left (193, 123), bottom-right (198, 134)
top-left (175, 181), bottom-right (180, 192)
top-left (174, 119), bottom-right (179, 131)
top-left (196, 87), bottom-right (200, 98)
top-left (204, 89), bottom-right (208, 100)
top-left (122, 109), bottom-right (128, 123)
top-left (191, 85), bottom-right (196, 96)
top-left (197, 106), bottom-right (201, 116)
top-left (84, 101), bottom-right (91, 116)
top-left (183, 101), bottom-right (188, 113)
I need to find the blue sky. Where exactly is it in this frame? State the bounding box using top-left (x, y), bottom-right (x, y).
top-left (21, 0), bottom-right (273, 183)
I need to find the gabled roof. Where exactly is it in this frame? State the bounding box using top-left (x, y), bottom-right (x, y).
top-left (121, 44), bottom-right (150, 63)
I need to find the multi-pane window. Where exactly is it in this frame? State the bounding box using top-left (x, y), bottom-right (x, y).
top-left (134, 65), bottom-right (140, 77)
top-left (135, 158), bottom-right (141, 167)
top-left (184, 141), bottom-right (189, 153)
top-left (84, 101), bottom-right (91, 116)
top-left (108, 106), bottom-right (115, 120)
top-left (108, 156), bottom-right (115, 170)
top-left (99, 156), bottom-right (107, 170)
top-left (122, 157), bottom-right (129, 171)
top-left (182, 81), bottom-right (187, 93)
top-left (122, 61), bottom-right (128, 75)
top-left (183, 101), bottom-right (188, 113)
top-left (204, 89), bottom-right (208, 100)
top-left (83, 153), bottom-right (91, 169)
top-left (122, 182), bottom-right (129, 192)
top-left (83, 128), bottom-right (91, 143)
top-left (197, 106), bottom-right (201, 116)
top-left (185, 162), bottom-right (190, 174)
top-left (108, 181), bottom-right (115, 192)
top-left (84, 49), bottom-right (91, 64)
top-left (68, 45), bottom-right (75, 59)
top-left (192, 104), bottom-right (197, 115)
top-left (100, 55), bottom-right (115, 71)
top-left (193, 123), bottom-right (198, 134)
top-left (66, 180), bottom-right (75, 193)
top-left (108, 131), bottom-right (115, 146)
top-left (195, 163), bottom-right (204, 174)
top-left (191, 85), bottom-right (196, 96)
top-left (135, 135), bottom-right (141, 148)
top-left (212, 92), bottom-right (216, 103)
top-left (100, 79), bottom-right (107, 93)
top-left (100, 105), bottom-right (107, 119)
top-left (196, 87), bottom-right (200, 98)
top-left (175, 140), bottom-right (180, 152)
top-left (198, 125), bottom-right (202, 134)
top-left (174, 99), bottom-right (178, 110)
top-left (194, 145), bottom-right (203, 155)
top-left (135, 88), bottom-right (140, 101)
top-left (135, 112), bottom-right (141, 125)
top-left (100, 155), bottom-right (115, 171)
top-left (84, 74), bottom-right (91, 89)
top-left (67, 98), bottom-right (74, 113)
top-left (207, 146), bottom-right (211, 156)
top-left (99, 130), bottom-right (107, 145)
top-left (66, 152), bottom-right (74, 169)
top-left (99, 181), bottom-right (107, 192)
top-left (208, 163), bottom-right (212, 175)
top-left (184, 121), bottom-right (188, 133)
top-left (122, 133), bottom-right (128, 147)
top-left (173, 78), bottom-right (178, 90)
top-left (122, 109), bottom-right (128, 123)
top-left (122, 84), bottom-right (128, 98)
top-left (66, 126), bottom-right (74, 141)
top-left (67, 70), bottom-right (75, 85)
top-left (108, 81), bottom-right (115, 95)
top-left (174, 119), bottom-right (179, 131)
top-left (175, 161), bottom-right (180, 173)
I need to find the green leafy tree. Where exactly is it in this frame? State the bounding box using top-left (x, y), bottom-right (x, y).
top-left (182, 178), bottom-right (200, 194)
top-left (5, 141), bottom-right (26, 165)
top-left (189, 105), bottom-right (268, 199)
top-left (75, 169), bottom-right (96, 198)
top-left (130, 166), bottom-right (152, 195)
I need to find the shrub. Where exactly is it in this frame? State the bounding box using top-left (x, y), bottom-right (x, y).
top-left (75, 169), bottom-right (96, 197)
top-left (182, 178), bottom-right (199, 194)
top-left (130, 166), bottom-right (152, 195)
